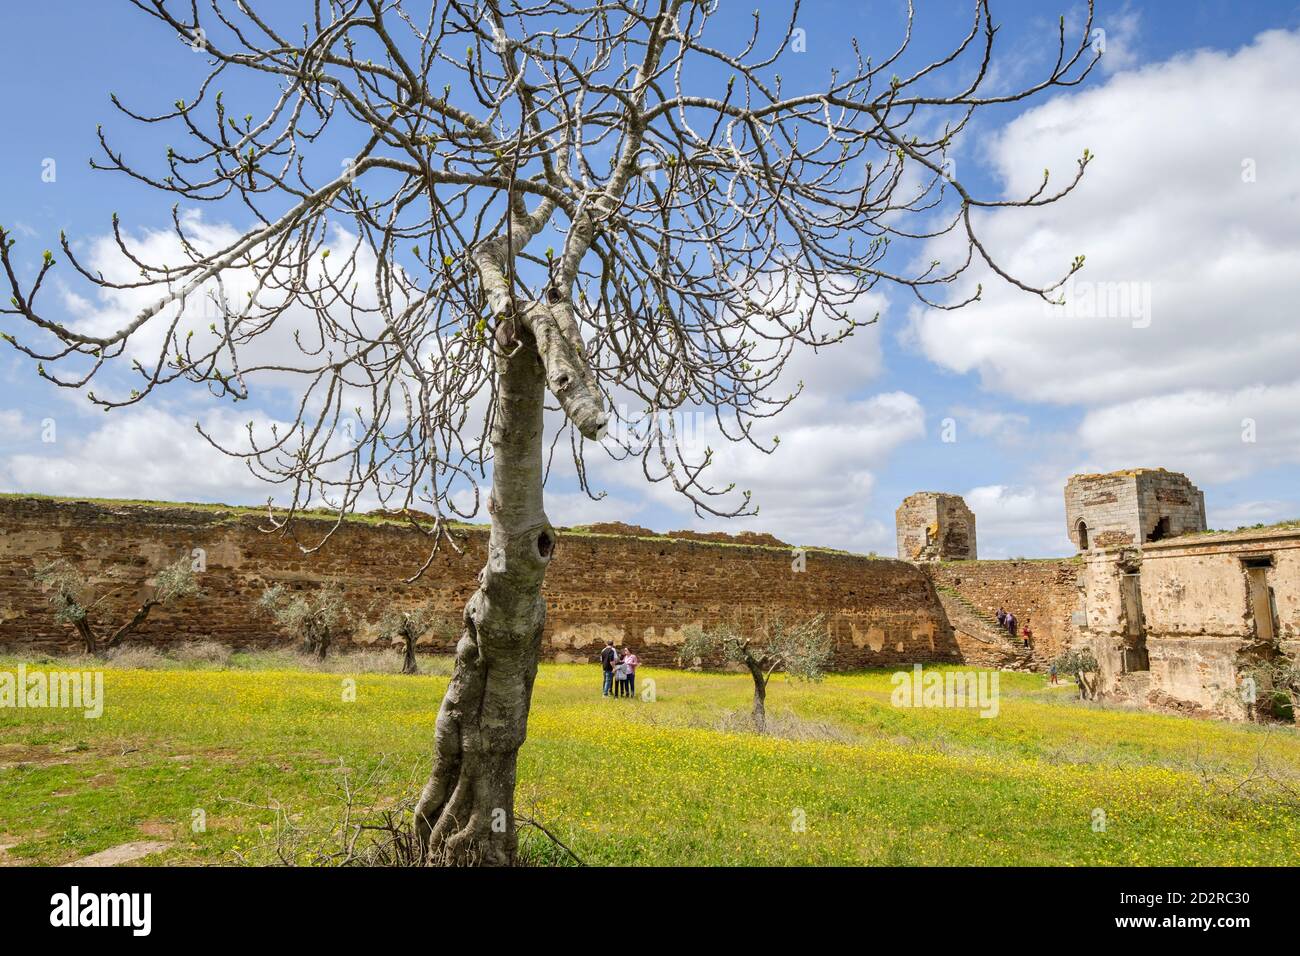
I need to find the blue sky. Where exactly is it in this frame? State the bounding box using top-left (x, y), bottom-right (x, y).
top-left (2, 0), bottom-right (1299, 558)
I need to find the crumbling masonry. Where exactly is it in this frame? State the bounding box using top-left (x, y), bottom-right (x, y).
top-left (1064, 468), bottom-right (1206, 551)
top-left (895, 492), bottom-right (977, 562)
top-left (893, 471), bottom-right (1297, 721)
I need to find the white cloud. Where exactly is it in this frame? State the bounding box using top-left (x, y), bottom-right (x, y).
top-left (593, 390), bottom-right (928, 553)
top-left (1207, 498), bottom-right (1299, 532)
top-left (539, 489), bottom-right (648, 528)
top-left (1076, 382), bottom-right (1300, 482)
top-left (547, 281), bottom-right (907, 553)
top-left (1094, 4), bottom-right (1142, 74)
top-left (0, 409), bottom-right (34, 443)
top-left (1, 405), bottom-right (285, 503)
top-left (908, 28), bottom-right (1300, 505)
top-left (949, 405), bottom-right (1031, 444)
top-left (911, 30), bottom-right (1300, 411)
top-left (64, 212), bottom-right (403, 402)
top-left (965, 482), bottom-right (1072, 558)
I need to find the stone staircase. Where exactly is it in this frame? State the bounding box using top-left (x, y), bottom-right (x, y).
top-left (934, 585), bottom-right (1039, 671)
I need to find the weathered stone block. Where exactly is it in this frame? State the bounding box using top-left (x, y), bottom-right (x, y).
top-left (896, 493), bottom-right (977, 561)
top-left (1065, 468), bottom-right (1206, 551)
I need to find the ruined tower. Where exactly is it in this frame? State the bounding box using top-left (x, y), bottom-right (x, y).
top-left (1064, 468), bottom-right (1206, 551)
top-left (896, 492), bottom-right (977, 561)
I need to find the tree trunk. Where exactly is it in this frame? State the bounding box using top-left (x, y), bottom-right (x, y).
top-left (747, 658), bottom-right (768, 734)
top-left (74, 617), bottom-right (98, 656)
top-left (1076, 671), bottom-right (1097, 701)
top-left (104, 599), bottom-right (160, 652)
top-left (414, 337), bottom-right (554, 865)
top-left (402, 630), bottom-right (418, 675)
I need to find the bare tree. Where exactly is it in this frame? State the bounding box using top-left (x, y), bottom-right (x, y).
top-left (680, 614), bottom-right (831, 733)
top-left (0, 1), bottom-right (1097, 863)
top-left (259, 583), bottom-right (353, 659)
top-left (33, 556), bottom-right (199, 656)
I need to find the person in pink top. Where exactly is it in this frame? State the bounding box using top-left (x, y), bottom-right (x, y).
top-left (621, 647), bottom-right (640, 698)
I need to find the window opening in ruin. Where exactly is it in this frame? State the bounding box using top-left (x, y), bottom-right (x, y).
top-left (1146, 516), bottom-right (1171, 542)
top-left (1076, 519), bottom-right (1089, 550)
top-left (1242, 555), bottom-right (1274, 569)
top-left (1245, 565), bottom-right (1277, 644)
top-left (1119, 571), bottom-right (1149, 672)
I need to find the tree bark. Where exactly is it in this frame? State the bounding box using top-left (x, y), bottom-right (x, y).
top-left (414, 336), bottom-right (554, 865)
top-left (746, 658), bottom-right (768, 734)
top-left (402, 630), bottom-right (418, 675)
top-left (74, 617), bottom-right (98, 656)
top-left (104, 599), bottom-right (160, 652)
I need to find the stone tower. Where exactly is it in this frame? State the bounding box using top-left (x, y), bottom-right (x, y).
top-left (896, 492), bottom-right (977, 561)
top-left (1064, 468), bottom-right (1206, 551)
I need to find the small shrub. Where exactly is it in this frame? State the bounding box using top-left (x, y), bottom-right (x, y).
top-left (103, 645), bottom-right (171, 669)
top-left (170, 640), bottom-right (233, 667)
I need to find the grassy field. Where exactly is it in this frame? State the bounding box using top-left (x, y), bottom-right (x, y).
top-left (1, 652), bottom-right (1298, 866)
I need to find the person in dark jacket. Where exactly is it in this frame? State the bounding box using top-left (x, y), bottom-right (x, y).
top-left (600, 640), bottom-right (617, 697)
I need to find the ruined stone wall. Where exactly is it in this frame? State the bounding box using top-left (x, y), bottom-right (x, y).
top-left (896, 493), bottom-right (976, 561)
top-left (1064, 472), bottom-right (1143, 549)
top-left (1077, 528), bottom-right (1300, 719)
top-left (924, 559), bottom-right (1081, 665)
top-left (1134, 472), bottom-right (1206, 541)
top-left (1065, 469), bottom-right (1206, 550)
top-left (0, 497), bottom-right (961, 669)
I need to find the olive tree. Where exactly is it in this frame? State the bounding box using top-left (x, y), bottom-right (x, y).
top-left (375, 604), bottom-right (456, 674)
top-left (259, 584), bottom-right (353, 659)
top-left (679, 613), bottom-right (831, 733)
top-left (1053, 647), bottom-right (1100, 701)
top-left (1238, 656), bottom-right (1299, 723)
top-left (32, 556), bottom-right (199, 656)
top-left (0, 0), bottom-right (1098, 863)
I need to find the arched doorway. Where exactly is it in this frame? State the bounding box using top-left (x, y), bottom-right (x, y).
top-left (1076, 519), bottom-right (1090, 550)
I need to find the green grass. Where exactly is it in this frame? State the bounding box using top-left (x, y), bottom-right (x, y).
top-left (1199, 519), bottom-right (1300, 535)
top-left (1, 656), bottom-right (1297, 866)
top-left (0, 492), bottom-right (860, 554)
top-left (0, 491), bottom-right (487, 532)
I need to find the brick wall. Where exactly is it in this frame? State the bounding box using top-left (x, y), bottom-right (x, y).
top-left (1135, 473), bottom-right (1206, 540)
top-left (0, 497), bottom-right (962, 669)
top-left (924, 559), bottom-right (1082, 664)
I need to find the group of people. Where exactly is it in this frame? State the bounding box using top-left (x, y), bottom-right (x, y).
top-left (996, 607), bottom-right (1033, 649)
top-left (599, 639), bottom-right (640, 698)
